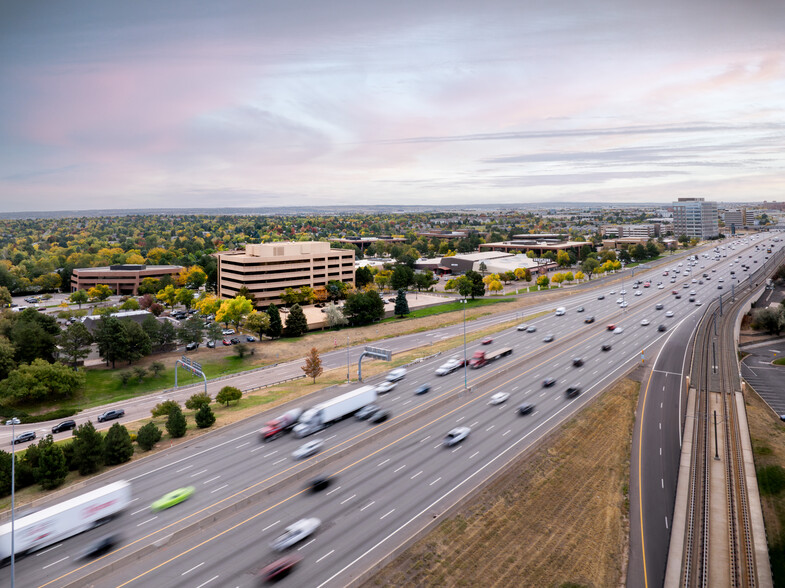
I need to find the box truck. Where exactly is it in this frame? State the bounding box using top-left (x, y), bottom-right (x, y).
top-left (293, 386), bottom-right (377, 437)
top-left (0, 480), bottom-right (131, 563)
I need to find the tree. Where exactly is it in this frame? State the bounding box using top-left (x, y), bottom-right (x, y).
top-left (10, 309), bottom-right (60, 364)
top-left (71, 421), bottom-right (104, 475)
top-left (581, 258), bottom-right (600, 279)
top-left (216, 385), bottom-right (242, 406)
top-left (266, 304), bottom-right (283, 338)
top-left (478, 261), bottom-right (487, 275)
top-left (574, 271), bottom-right (585, 282)
top-left (195, 404), bottom-right (216, 428)
top-left (216, 296), bottom-right (254, 329)
top-left (136, 422), bottom-right (162, 451)
top-left (34, 435), bottom-right (68, 490)
top-left (459, 270), bottom-right (485, 299)
top-left (151, 399), bottom-right (180, 418)
top-left (157, 319), bottom-right (177, 348)
top-left (413, 271), bottom-right (438, 291)
top-left (103, 423), bottom-right (134, 465)
top-left (564, 271), bottom-right (574, 285)
top-left (182, 266), bottom-right (208, 289)
top-left (390, 265), bottom-right (414, 291)
top-left (57, 321), bottom-right (93, 368)
top-left (94, 316), bottom-right (128, 368)
top-left (69, 289), bottom-right (89, 309)
top-left (138, 277), bottom-right (161, 295)
top-left (301, 347), bottom-right (323, 383)
top-left (236, 285), bottom-right (254, 302)
top-left (150, 361), bottom-right (165, 377)
top-left (646, 241), bottom-right (660, 258)
top-left (166, 405), bottom-right (187, 438)
top-left (342, 291), bottom-right (385, 326)
top-left (0, 337), bottom-right (15, 381)
top-left (206, 321), bottom-right (223, 345)
top-left (123, 320), bottom-right (152, 364)
top-left (556, 250), bottom-right (571, 267)
top-left (631, 244), bottom-right (647, 261)
top-left (284, 304), bottom-right (308, 337)
top-left (185, 392), bottom-right (211, 411)
top-left (0, 286), bottom-right (11, 308)
top-left (132, 365), bottom-right (147, 383)
top-left (489, 279), bottom-right (503, 294)
top-left (194, 293), bottom-right (222, 317)
top-left (394, 289), bottom-right (410, 317)
top-left (355, 266), bottom-right (374, 289)
top-left (156, 284), bottom-right (178, 308)
top-left (120, 297), bottom-right (140, 311)
top-left (752, 307), bottom-right (785, 336)
top-left (87, 284), bottom-right (113, 302)
top-left (326, 280), bottom-right (349, 301)
top-left (536, 275), bottom-right (550, 290)
top-left (552, 273), bottom-right (565, 287)
top-left (245, 311), bottom-right (270, 341)
top-left (175, 288), bottom-right (195, 310)
top-left (178, 316), bottom-right (205, 346)
top-left (325, 302), bottom-right (348, 328)
top-left (0, 358), bottom-right (85, 404)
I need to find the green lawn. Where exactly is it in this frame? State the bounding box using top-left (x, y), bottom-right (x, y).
top-left (773, 357), bottom-right (785, 366)
top-left (386, 297), bottom-right (512, 321)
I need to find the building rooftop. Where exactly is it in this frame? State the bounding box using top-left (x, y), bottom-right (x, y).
top-left (74, 264), bottom-right (182, 272)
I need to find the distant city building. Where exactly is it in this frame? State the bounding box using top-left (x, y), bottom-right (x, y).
top-left (722, 208), bottom-right (754, 232)
top-left (71, 264), bottom-right (183, 296)
top-left (479, 233), bottom-right (590, 257)
top-left (330, 236), bottom-right (405, 250)
top-left (601, 224), bottom-right (659, 238)
top-left (81, 310), bottom-right (152, 334)
top-left (438, 251), bottom-right (552, 275)
top-left (215, 241), bottom-right (354, 307)
top-left (672, 198), bottom-right (719, 239)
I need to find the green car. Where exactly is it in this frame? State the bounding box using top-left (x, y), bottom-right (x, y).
top-left (150, 486), bottom-right (195, 511)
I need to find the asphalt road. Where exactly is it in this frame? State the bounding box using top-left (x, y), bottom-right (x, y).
top-left (741, 341), bottom-right (785, 417)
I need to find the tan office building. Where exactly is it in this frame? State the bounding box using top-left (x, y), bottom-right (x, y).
top-left (215, 241), bottom-right (355, 307)
top-left (71, 264), bottom-right (183, 295)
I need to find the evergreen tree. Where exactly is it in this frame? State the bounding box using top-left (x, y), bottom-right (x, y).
top-left (71, 421), bottom-right (104, 475)
top-left (266, 304), bottom-right (283, 338)
top-left (103, 423), bottom-right (134, 465)
top-left (57, 322), bottom-right (93, 368)
top-left (94, 316), bottom-right (128, 368)
top-left (195, 404), bottom-right (216, 429)
top-left (35, 435), bottom-right (68, 490)
top-left (394, 289), bottom-right (410, 318)
top-left (166, 405), bottom-right (187, 438)
top-left (136, 422), bottom-right (162, 451)
top-left (123, 320), bottom-right (152, 364)
top-left (284, 304), bottom-right (308, 337)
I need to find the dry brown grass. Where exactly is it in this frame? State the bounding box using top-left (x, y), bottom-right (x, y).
top-left (365, 378), bottom-right (639, 588)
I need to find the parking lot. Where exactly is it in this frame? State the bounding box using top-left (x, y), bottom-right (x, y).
top-left (741, 341), bottom-right (785, 417)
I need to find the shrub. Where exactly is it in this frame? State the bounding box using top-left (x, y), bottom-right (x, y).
top-left (118, 371), bottom-right (133, 387)
top-left (149, 361), bottom-right (165, 377)
top-left (195, 404), bottom-right (216, 429)
top-left (34, 435), bottom-right (68, 490)
top-left (166, 405), bottom-right (187, 438)
top-left (71, 421), bottom-right (104, 475)
top-left (216, 386), bottom-right (242, 406)
top-left (103, 423), bottom-right (134, 465)
top-left (132, 366), bottom-right (147, 383)
top-left (151, 399), bottom-right (180, 418)
top-left (185, 392), bottom-right (211, 411)
top-left (136, 422), bottom-right (162, 451)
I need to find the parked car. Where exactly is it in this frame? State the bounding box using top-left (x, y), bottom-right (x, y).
top-left (245, 335), bottom-right (256, 342)
top-left (97, 409), bottom-right (124, 423)
top-left (206, 340), bottom-right (216, 348)
top-left (230, 337), bottom-right (240, 344)
top-left (222, 339), bottom-right (232, 346)
top-left (12, 431), bottom-right (36, 444)
top-left (222, 329), bottom-right (235, 335)
top-left (52, 420), bottom-right (77, 434)
top-left (185, 342), bottom-right (199, 350)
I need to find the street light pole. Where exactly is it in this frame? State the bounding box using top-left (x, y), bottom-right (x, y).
top-left (461, 299), bottom-right (468, 389)
top-left (6, 417), bottom-right (20, 588)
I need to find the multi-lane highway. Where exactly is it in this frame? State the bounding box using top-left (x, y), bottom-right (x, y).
top-left (7, 234), bottom-right (783, 588)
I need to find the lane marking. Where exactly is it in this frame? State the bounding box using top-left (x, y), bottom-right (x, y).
top-left (190, 469), bottom-right (208, 478)
top-left (137, 516), bottom-right (158, 527)
top-left (235, 442), bottom-right (250, 449)
top-left (181, 562), bottom-right (204, 576)
top-left (340, 494), bottom-right (356, 505)
top-left (210, 484), bottom-right (229, 494)
top-left (298, 538), bottom-right (316, 551)
top-left (42, 556), bottom-right (69, 569)
top-left (195, 575), bottom-right (219, 588)
top-left (262, 520), bottom-right (280, 532)
top-left (176, 465), bottom-right (193, 473)
top-left (203, 476), bottom-right (221, 485)
top-left (325, 486), bottom-right (341, 496)
top-left (316, 549), bottom-right (335, 563)
top-left (380, 509), bottom-right (395, 520)
top-left (393, 465), bottom-right (406, 473)
top-left (429, 477), bottom-right (442, 486)
top-left (360, 501), bottom-right (375, 512)
top-left (410, 471), bottom-right (423, 480)
top-left (377, 459), bottom-right (390, 467)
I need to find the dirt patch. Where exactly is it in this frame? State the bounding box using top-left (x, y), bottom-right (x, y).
top-left (744, 384), bottom-right (785, 585)
top-left (364, 378), bottom-right (639, 588)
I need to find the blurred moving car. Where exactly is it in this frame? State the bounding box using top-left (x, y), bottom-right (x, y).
top-left (308, 475), bottom-right (331, 492)
top-left (481, 337), bottom-right (493, 345)
top-left (355, 405), bottom-right (380, 420)
top-left (259, 554), bottom-right (302, 583)
top-left (435, 357), bottom-right (463, 375)
top-left (270, 518), bottom-right (321, 551)
top-left (386, 368), bottom-right (407, 382)
top-left (601, 343), bottom-right (612, 351)
top-left (414, 383), bottom-right (431, 395)
top-left (82, 534), bottom-right (121, 559)
top-left (150, 486), bottom-right (195, 511)
top-left (518, 403), bottom-right (535, 415)
top-left (292, 439), bottom-right (324, 460)
top-left (542, 334), bottom-right (554, 342)
top-left (374, 381), bottom-right (396, 394)
top-left (369, 409), bottom-right (390, 424)
top-left (443, 427), bottom-right (471, 447)
top-left (565, 387), bottom-right (581, 398)
top-left (488, 392), bottom-right (509, 405)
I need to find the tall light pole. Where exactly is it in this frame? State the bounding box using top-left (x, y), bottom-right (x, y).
top-left (460, 298), bottom-right (468, 389)
top-left (6, 417), bottom-right (20, 588)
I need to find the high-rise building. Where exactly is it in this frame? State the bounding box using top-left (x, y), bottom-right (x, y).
top-left (672, 198), bottom-right (718, 239)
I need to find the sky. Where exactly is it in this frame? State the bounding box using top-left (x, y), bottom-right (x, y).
top-left (1, 0), bottom-right (784, 212)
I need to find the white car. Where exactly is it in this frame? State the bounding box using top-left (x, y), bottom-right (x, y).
top-left (718, 278), bottom-right (724, 282)
top-left (658, 284), bottom-right (664, 289)
top-left (634, 291), bottom-right (642, 296)
top-left (640, 319), bottom-right (650, 326)
top-left (665, 311), bottom-right (674, 317)
top-left (387, 368), bottom-right (407, 382)
top-left (614, 327), bottom-right (624, 334)
top-left (292, 439), bottom-right (324, 460)
top-left (695, 301), bottom-right (703, 306)
top-left (221, 329), bottom-right (235, 335)
top-left (609, 290), bottom-right (616, 295)
top-left (435, 358), bottom-right (462, 376)
top-left (620, 301), bottom-right (628, 308)
top-left (270, 518), bottom-right (321, 551)
top-left (620, 290), bottom-right (627, 295)
top-left (516, 324), bottom-right (528, 331)
top-left (488, 392), bottom-right (510, 405)
top-left (444, 427), bottom-right (471, 447)
top-left (375, 381), bottom-right (397, 394)
top-left (616, 298), bottom-right (624, 304)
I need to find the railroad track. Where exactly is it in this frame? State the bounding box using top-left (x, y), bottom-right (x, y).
top-left (680, 246), bottom-right (785, 587)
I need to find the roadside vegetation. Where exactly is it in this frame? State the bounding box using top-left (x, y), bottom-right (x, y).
top-left (366, 378), bottom-right (639, 588)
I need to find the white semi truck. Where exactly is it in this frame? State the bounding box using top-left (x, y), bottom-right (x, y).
top-left (0, 480), bottom-right (131, 563)
top-left (293, 386), bottom-right (378, 437)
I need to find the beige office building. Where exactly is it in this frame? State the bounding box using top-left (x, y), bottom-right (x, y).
top-left (215, 241), bottom-right (355, 307)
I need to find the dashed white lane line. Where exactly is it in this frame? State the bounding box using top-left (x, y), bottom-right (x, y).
top-left (137, 516), bottom-right (158, 527)
top-left (470, 421), bottom-right (479, 427)
top-left (539, 392), bottom-right (546, 397)
top-left (410, 471), bottom-right (423, 480)
top-left (211, 484), bottom-right (229, 493)
top-left (36, 544), bottom-right (62, 557)
top-left (451, 445), bottom-right (462, 453)
top-left (389, 396), bottom-right (400, 402)
top-left (262, 520), bottom-right (280, 532)
top-left (42, 556), bottom-right (69, 569)
top-left (402, 400), bottom-right (412, 406)
top-left (326, 486), bottom-right (341, 496)
top-left (429, 477), bottom-right (442, 486)
top-left (195, 575), bottom-right (219, 588)
top-left (433, 443), bottom-right (443, 449)
top-left (469, 451), bottom-right (479, 459)
top-left (419, 436), bottom-right (431, 443)
top-left (263, 451), bottom-right (278, 458)
top-left (250, 446), bottom-right (266, 453)
top-left (340, 494), bottom-right (356, 505)
top-left (360, 501), bottom-right (375, 512)
top-left (380, 509), bottom-right (396, 520)
top-left (203, 476), bottom-right (221, 484)
top-left (325, 435), bottom-right (337, 441)
top-left (235, 442), bottom-right (250, 449)
top-left (298, 538), bottom-right (316, 551)
top-left (316, 549), bottom-right (335, 563)
top-left (486, 425), bottom-right (495, 432)
top-left (502, 430), bottom-right (511, 437)
top-left (456, 416), bottom-right (465, 423)
top-left (190, 469), bottom-right (208, 477)
top-left (377, 459), bottom-right (390, 467)
top-left (131, 507), bottom-right (148, 516)
top-left (393, 465), bottom-right (406, 473)
top-left (176, 465), bottom-right (193, 473)
top-left (181, 562), bottom-right (204, 576)
top-left (273, 458), bottom-right (287, 465)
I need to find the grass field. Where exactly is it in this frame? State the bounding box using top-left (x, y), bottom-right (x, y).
top-left (365, 378), bottom-right (639, 588)
top-left (383, 296), bottom-right (511, 321)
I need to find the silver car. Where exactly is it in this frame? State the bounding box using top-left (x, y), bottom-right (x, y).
top-left (292, 439), bottom-right (324, 460)
top-left (270, 518), bottom-right (321, 551)
top-left (443, 427), bottom-right (471, 447)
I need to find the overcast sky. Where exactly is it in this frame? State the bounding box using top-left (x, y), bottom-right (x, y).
top-left (1, 1), bottom-right (784, 212)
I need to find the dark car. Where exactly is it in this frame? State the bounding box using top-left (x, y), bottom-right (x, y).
top-left (658, 324), bottom-right (667, 332)
top-left (260, 555), bottom-right (302, 583)
top-left (688, 297), bottom-right (695, 302)
top-left (655, 303), bottom-right (664, 310)
top-left (185, 342), bottom-right (199, 350)
top-left (601, 343), bottom-right (612, 351)
top-left (584, 316), bottom-right (595, 324)
top-left (565, 387), bottom-right (581, 398)
top-left (52, 420), bottom-right (77, 434)
top-left (97, 409), bottom-right (124, 423)
top-left (82, 534), bottom-right (120, 559)
top-left (414, 383), bottom-right (431, 395)
top-left (717, 285), bottom-right (723, 289)
top-left (597, 295), bottom-right (605, 300)
top-left (572, 357), bottom-right (584, 367)
top-left (246, 335), bottom-right (256, 342)
top-left (369, 409), bottom-right (391, 424)
top-left (518, 403), bottom-right (535, 415)
top-left (355, 404), bottom-right (380, 420)
top-left (12, 431), bottom-right (36, 445)
top-left (675, 294), bottom-right (682, 299)
top-left (230, 337), bottom-right (240, 344)
top-left (308, 475), bottom-right (331, 492)
top-left (576, 306), bottom-right (584, 313)
top-left (542, 377), bottom-right (556, 387)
